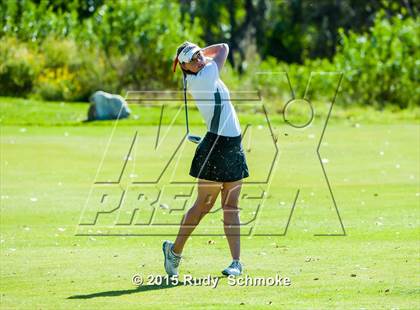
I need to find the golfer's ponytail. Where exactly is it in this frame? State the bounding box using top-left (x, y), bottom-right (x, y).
top-left (173, 42), bottom-right (196, 75)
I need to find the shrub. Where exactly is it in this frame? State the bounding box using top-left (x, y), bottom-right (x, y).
top-left (0, 37), bottom-right (40, 97)
top-left (34, 36), bottom-right (119, 101)
top-left (334, 11), bottom-right (420, 108)
top-left (240, 10), bottom-right (419, 109)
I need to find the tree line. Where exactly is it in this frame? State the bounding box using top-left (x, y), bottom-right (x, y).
top-left (0, 0), bottom-right (418, 108)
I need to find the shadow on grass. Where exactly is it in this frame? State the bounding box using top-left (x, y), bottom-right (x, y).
top-left (67, 283), bottom-right (183, 299)
top-left (67, 277), bottom-right (225, 299)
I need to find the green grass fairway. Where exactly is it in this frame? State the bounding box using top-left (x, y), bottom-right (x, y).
top-left (1, 99), bottom-right (419, 309)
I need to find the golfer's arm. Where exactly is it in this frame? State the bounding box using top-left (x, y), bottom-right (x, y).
top-left (202, 43), bottom-right (229, 71)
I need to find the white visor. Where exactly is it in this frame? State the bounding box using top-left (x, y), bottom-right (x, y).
top-left (178, 43), bottom-right (201, 64)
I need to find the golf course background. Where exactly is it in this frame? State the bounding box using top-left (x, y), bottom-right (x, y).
top-left (1, 0), bottom-right (419, 309)
top-left (1, 1), bottom-right (418, 107)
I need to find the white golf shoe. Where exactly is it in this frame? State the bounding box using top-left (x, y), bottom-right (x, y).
top-left (162, 240), bottom-right (181, 276)
top-left (222, 260), bottom-right (243, 276)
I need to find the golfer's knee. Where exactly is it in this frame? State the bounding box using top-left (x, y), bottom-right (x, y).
top-left (197, 193), bottom-right (218, 211)
top-left (194, 200), bottom-right (215, 216)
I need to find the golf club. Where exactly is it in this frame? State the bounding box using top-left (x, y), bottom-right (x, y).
top-left (183, 74), bottom-right (202, 144)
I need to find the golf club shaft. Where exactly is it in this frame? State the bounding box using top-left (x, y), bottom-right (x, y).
top-left (183, 74), bottom-right (190, 134)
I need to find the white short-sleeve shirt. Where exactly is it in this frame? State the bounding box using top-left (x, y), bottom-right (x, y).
top-left (185, 59), bottom-right (241, 137)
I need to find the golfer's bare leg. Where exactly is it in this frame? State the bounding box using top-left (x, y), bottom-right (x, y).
top-left (172, 179), bottom-right (222, 255)
top-left (221, 180), bottom-right (242, 260)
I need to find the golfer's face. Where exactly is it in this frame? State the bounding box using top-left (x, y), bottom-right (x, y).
top-left (183, 51), bottom-right (205, 73)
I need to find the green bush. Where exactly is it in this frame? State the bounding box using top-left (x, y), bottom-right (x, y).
top-left (239, 56), bottom-right (337, 108)
top-left (0, 35), bottom-right (120, 101)
top-left (34, 37), bottom-right (117, 101)
top-left (334, 11), bottom-right (419, 108)
top-left (0, 0), bottom-right (201, 101)
top-left (0, 37), bottom-right (40, 97)
top-left (238, 10), bottom-right (419, 109)
top-left (80, 0), bottom-right (202, 91)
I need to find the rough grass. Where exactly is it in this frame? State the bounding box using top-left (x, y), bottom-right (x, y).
top-left (0, 96), bottom-right (419, 127)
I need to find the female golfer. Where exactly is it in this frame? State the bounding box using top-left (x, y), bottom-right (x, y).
top-left (163, 42), bottom-right (249, 277)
